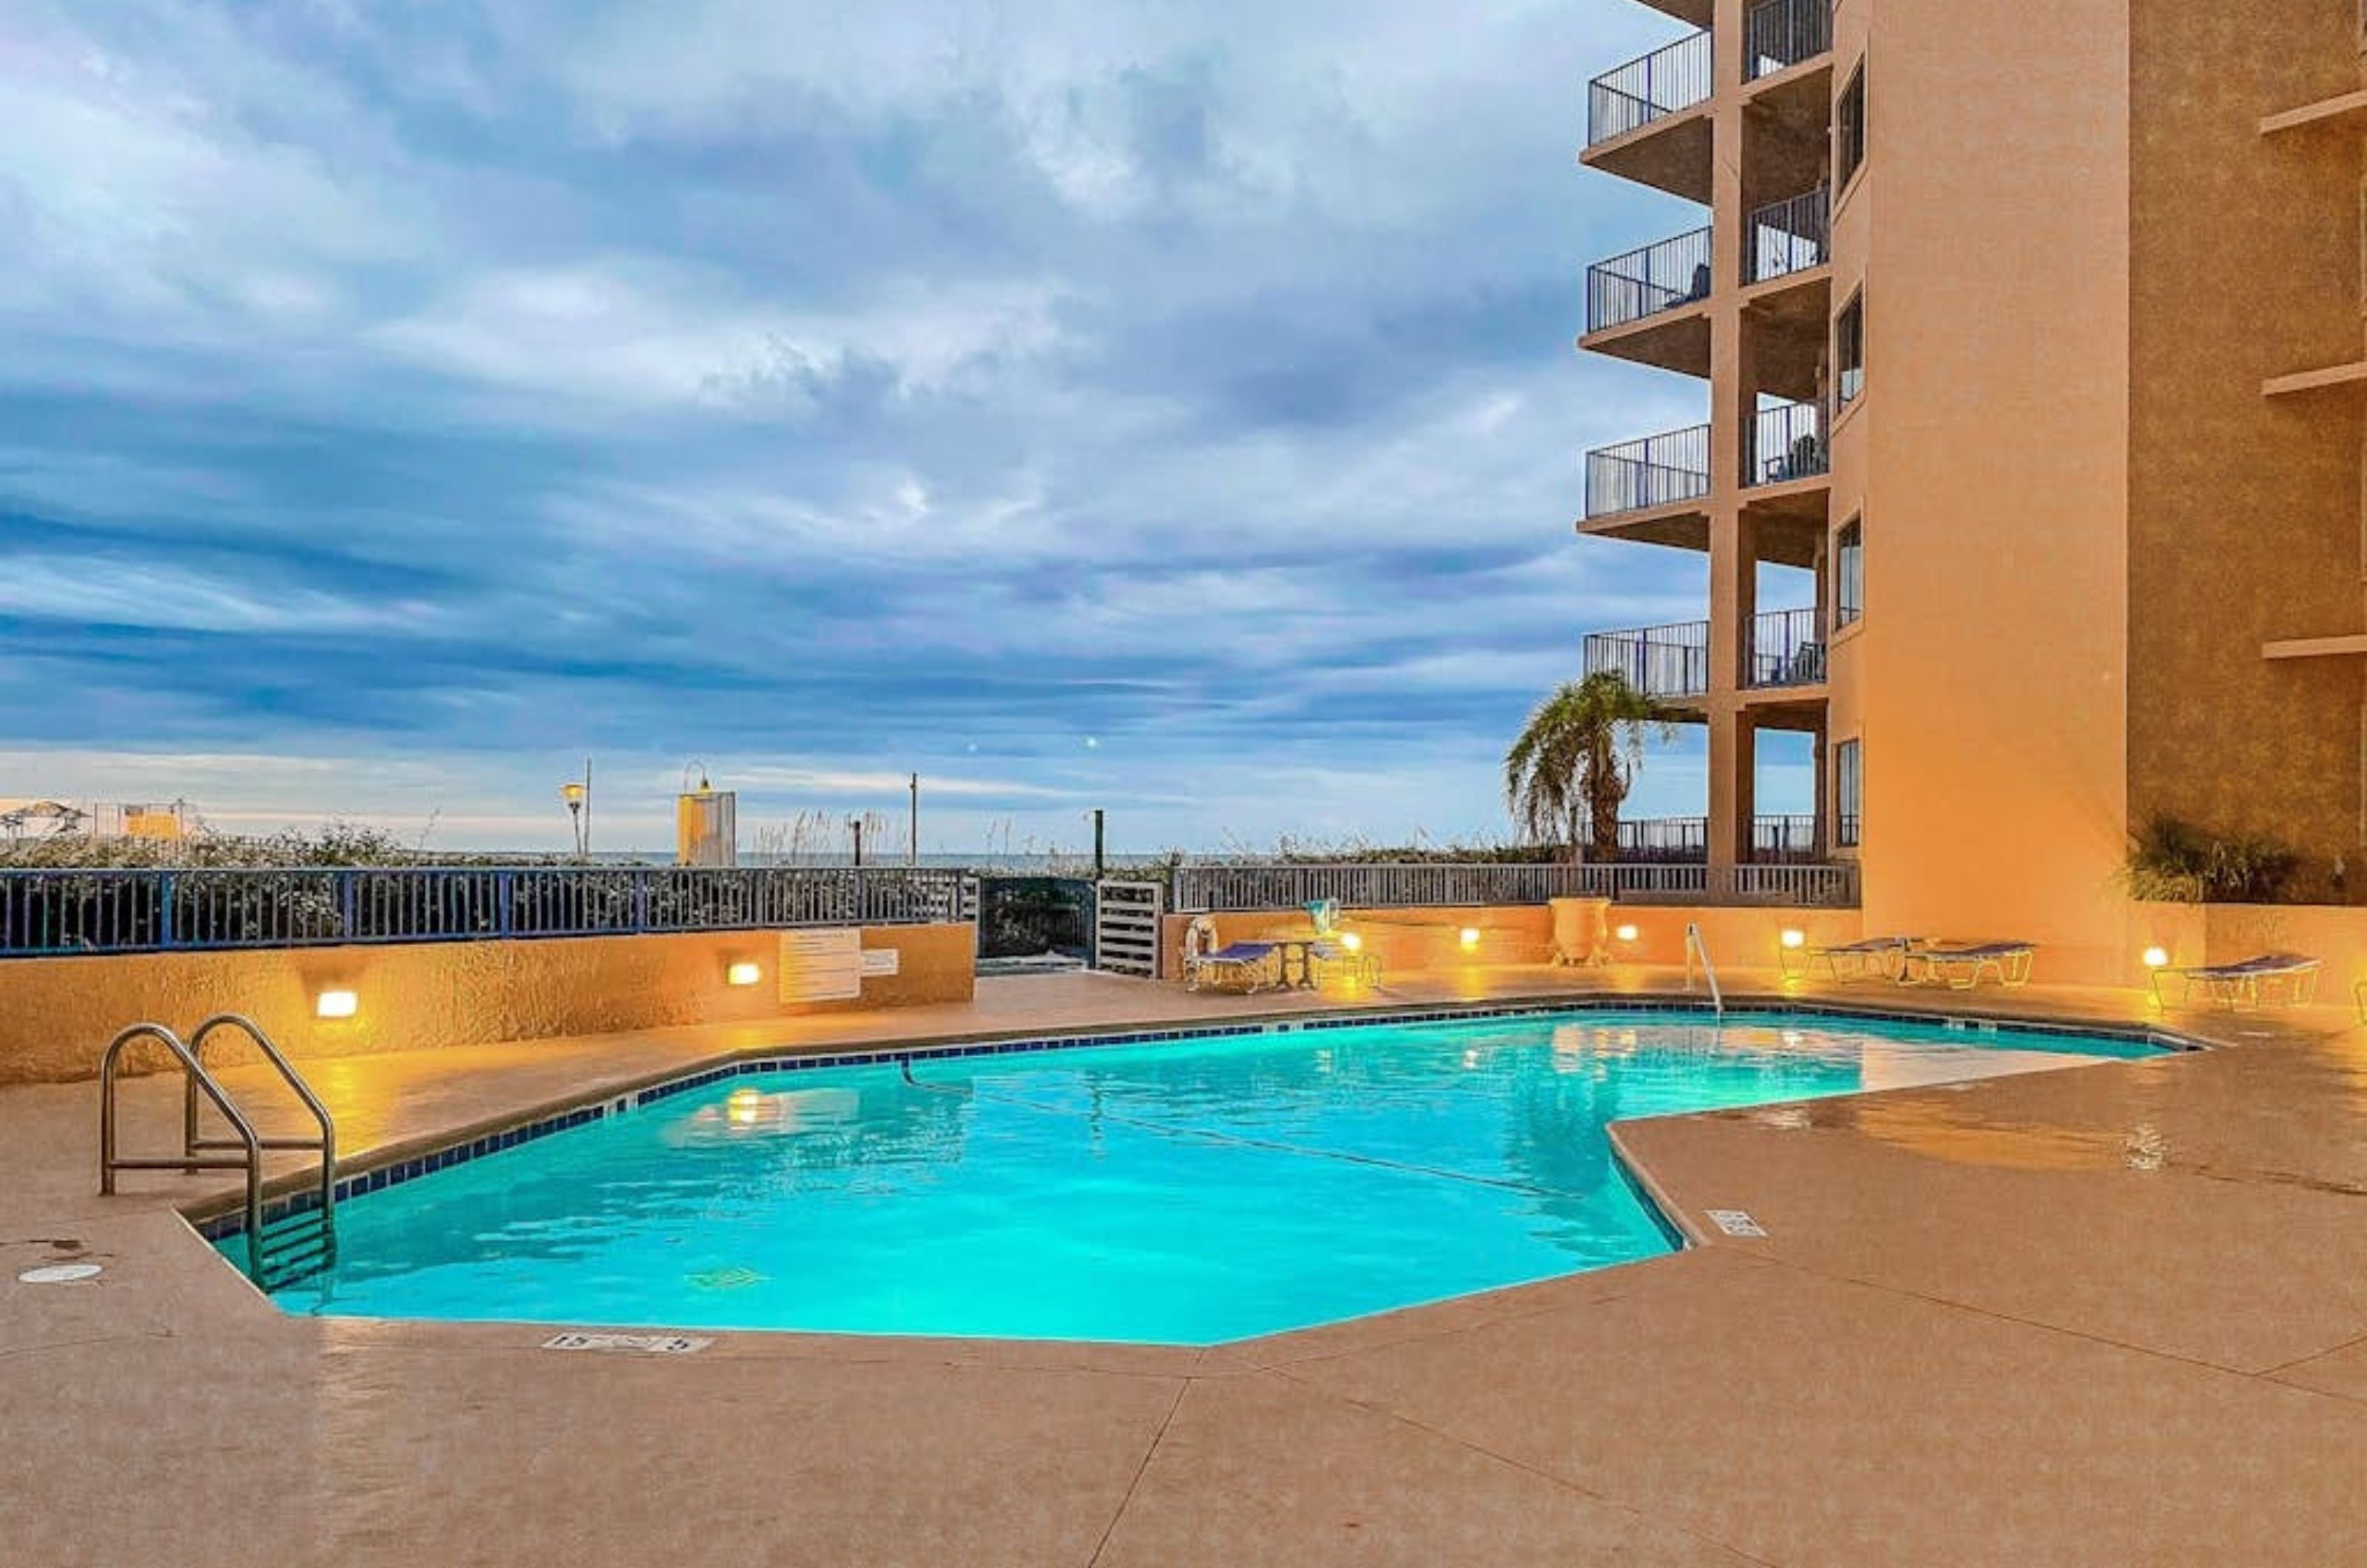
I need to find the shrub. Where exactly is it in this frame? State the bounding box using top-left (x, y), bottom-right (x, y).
top-left (2123, 816), bottom-right (2298, 905)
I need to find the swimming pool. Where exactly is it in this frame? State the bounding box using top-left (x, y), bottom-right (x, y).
top-left (225, 1008), bottom-right (2165, 1344)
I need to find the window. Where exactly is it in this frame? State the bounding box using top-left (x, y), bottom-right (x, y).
top-left (1836, 739), bottom-right (1862, 848)
top-left (1837, 64), bottom-right (1866, 189)
top-left (1835, 518), bottom-right (1863, 627)
top-left (1837, 291), bottom-right (1864, 405)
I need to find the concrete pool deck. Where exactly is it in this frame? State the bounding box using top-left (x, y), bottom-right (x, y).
top-left (4, 966), bottom-right (2364, 1566)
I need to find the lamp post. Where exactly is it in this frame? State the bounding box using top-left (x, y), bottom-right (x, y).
top-left (559, 760), bottom-right (591, 859)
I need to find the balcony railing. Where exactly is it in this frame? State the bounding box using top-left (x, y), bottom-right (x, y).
top-left (1617, 817), bottom-right (1709, 862)
top-left (1744, 186), bottom-right (1829, 285)
top-left (1588, 30), bottom-right (1713, 146)
top-left (1587, 226), bottom-right (1714, 334)
top-left (1747, 399), bottom-right (1827, 487)
top-left (1586, 619), bottom-right (1711, 700)
top-left (1172, 859), bottom-right (1858, 910)
top-left (1744, 606), bottom-right (1826, 688)
top-left (1750, 814), bottom-right (1822, 863)
top-left (1586, 422), bottom-right (1711, 518)
top-left (1617, 815), bottom-right (1824, 864)
top-left (1744, 0), bottom-right (1832, 81)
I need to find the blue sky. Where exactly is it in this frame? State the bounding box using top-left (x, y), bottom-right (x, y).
top-left (0, 0), bottom-right (1808, 853)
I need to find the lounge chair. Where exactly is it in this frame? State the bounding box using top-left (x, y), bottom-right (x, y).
top-left (1781, 934), bottom-right (1914, 983)
top-left (2155, 953), bottom-right (2320, 1010)
top-left (1182, 916), bottom-right (1280, 994)
top-left (1900, 941), bottom-right (2035, 990)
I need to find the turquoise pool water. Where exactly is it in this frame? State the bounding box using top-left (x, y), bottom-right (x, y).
top-left (233, 1010), bottom-right (2161, 1343)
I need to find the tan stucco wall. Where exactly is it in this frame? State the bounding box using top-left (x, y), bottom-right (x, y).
top-left (2127, 2), bottom-right (2366, 871)
top-left (0, 923), bottom-right (975, 1087)
top-left (1855, 0), bottom-right (2136, 984)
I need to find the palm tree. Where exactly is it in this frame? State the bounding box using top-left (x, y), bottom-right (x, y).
top-left (1504, 672), bottom-right (1673, 861)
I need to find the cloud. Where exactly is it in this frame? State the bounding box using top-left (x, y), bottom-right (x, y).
top-left (0, 1), bottom-right (1794, 851)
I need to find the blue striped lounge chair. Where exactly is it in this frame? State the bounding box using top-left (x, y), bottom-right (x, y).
top-left (2156, 953), bottom-right (2320, 1010)
top-left (1781, 934), bottom-right (1915, 983)
top-left (1183, 916), bottom-right (1280, 994)
top-left (1900, 941), bottom-right (2036, 990)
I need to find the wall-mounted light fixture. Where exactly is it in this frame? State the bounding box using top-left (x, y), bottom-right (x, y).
top-left (1780, 928), bottom-right (1807, 950)
top-left (2141, 946), bottom-right (2170, 970)
top-left (1459, 927), bottom-right (1482, 950)
top-left (315, 990), bottom-right (359, 1020)
top-left (1614, 924), bottom-right (1641, 944)
top-left (726, 962), bottom-right (763, 987)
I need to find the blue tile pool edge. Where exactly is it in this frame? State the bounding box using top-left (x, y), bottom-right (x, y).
top-left (187, 995), bottom-right (2203, 1246)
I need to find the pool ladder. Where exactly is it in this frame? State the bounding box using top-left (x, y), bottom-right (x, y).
top-left (1684, 923), bottom-right (1725, 1016)
top-left (99, 1015), bottom-right (338, 1287)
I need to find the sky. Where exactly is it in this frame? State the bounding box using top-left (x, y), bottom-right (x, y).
top-left (0, 0), bottom-right (1812, 854)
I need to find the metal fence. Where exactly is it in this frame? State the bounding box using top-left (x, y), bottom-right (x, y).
top-left (1745, 0), bottom-right (1833, 81)
top-left (1588, 30), bottom-right (1713, 146)
top-left (1744, 607), bottom-right (1827, 689)
top-left (1585, 422), bottom-right (1712, 518)
top-left (1172, 861), bottom-right (1857, 912)
top-left (0, 865), bottom-right (973, 957)
top-left (1585, 619), bottom-right (1712, 700)
top-left (1747, 398), bottom-right (1827, 487)
top-left (1620, 816), bottom-right (1826, 865)
top-left (1586, 226), bottom-right (1713, 334)
top-left (1744, 186), bottom-right (1829, 285)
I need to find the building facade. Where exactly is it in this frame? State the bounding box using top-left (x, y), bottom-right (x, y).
top-left (1576, 0), bottom-right (2367, 982)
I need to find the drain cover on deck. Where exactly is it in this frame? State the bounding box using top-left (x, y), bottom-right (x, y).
top-left (1704, 1209), bottom-right (1768, 1239)
top-left (541, 1331), bottom-right (712, 1355)
top-left (17, 1263), bottom-right (104, 1284)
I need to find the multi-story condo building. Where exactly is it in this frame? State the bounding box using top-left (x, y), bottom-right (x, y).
top-left (1574, 0), bottom-right (2367, 984)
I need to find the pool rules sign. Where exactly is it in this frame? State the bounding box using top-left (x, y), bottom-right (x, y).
top-left (778, 928), bottom-right (864, 1002)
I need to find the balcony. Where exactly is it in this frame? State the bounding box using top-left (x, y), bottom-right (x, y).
top-left (1743, 606), bottom-right (1826, 689)
top-left (1746, 399), bottom-right (1826, 488)
top-left (1586, 422), bottom-right (1710, 520)
top-left (1587, 31), bottom-right (1712, 146)
top-left (1584, 619), bottom-right (1709, 700)
top-left (1743, 186), bottom-right (1829, 285)
top-left (1584, 31), bottom-right (1715, 203)
top-left (1744, 0), bottom-right (1832, 83)
top-left (1587, 226), bottom-right (1712, 335)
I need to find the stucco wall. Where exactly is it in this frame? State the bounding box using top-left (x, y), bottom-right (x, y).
top-left (1856, 0), bottom-right (2136, 984)
top-left (2127, 1), bottom-right (2366, 868)
top-left (0, 923), bottom-right (975, 1087)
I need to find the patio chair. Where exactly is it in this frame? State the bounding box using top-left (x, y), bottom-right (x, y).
top-left (2154, 953), bottom-right (2320, 1010)
top-left (1181, 916), bottom-right (1280, 994)
top-left (1780, 934), bottom-right (1915, 983)
top-left (1900, 941), bottom-right (2036, 990)
top-left (1311, 937), bottom-right (1382, 990)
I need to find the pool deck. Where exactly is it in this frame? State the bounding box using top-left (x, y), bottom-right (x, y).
top-left (5, 965), bottom-right (2364, 1566)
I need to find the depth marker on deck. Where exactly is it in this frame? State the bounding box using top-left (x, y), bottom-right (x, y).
top-left (541, 1331), bottom-right (712, 1355)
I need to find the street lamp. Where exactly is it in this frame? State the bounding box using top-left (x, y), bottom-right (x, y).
top-left (560, 778), bottom-right (588, 858)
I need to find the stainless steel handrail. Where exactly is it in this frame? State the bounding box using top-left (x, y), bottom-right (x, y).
top-left (98, 1016), bottom-right (338, 1281)
top-left (1684, 922), bottom-right (1725, 1016)
top-left (99, 1023), bottom-right (269, 1277)
top-left (188, 1014), bottom-right (337, 1246)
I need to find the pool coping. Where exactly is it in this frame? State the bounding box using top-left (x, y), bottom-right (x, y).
top-left (183, 989), bottom-right (2212, 1256)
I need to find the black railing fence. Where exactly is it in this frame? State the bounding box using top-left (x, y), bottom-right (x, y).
top-left (1587, 226), bottom-right (1715, 334)
top-left (1749, 399), bottom-right (1828, 487)
top-left (1745, 607), bottom-right (1827, 688)
top-left (1585, 620), bottom-right (1712, 700)
top-left (1588, 30), bottom-right (1713, 146)
top-left (1586, 422), bottom-right (1712, 518)
top-left (1745, 0), bottom-right (1833, 81)
top-left (0, 865), bottom-right (972, 958)
top-left (1744, 186), bottom-right (1829, 285)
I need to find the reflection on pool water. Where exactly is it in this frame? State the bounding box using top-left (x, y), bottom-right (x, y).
top-left (233, 1010), bottom-right (2163, 1344)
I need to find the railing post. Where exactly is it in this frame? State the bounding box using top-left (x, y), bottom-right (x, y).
top-left (155, 871), bottom-right (175, 952)
top-left (496, 870), bottom-right (514, 938)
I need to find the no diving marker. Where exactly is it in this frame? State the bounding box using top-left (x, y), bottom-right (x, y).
top-left (17, 1263), bottom-right (104, 1285)
top-left (1705, 1209), bottom-right (1768, 1239)
top-left (541, 1331), bottom-right (712, 1356)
